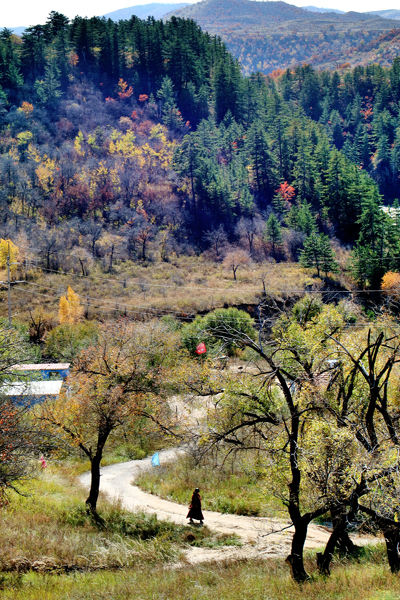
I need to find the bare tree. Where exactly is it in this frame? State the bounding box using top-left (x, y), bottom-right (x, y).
top-left (222, 248), bottom-right (250, 280)
top-left (83, 220), bottom-right (103, 257)
top-left (235, 217), bottom-right (264, 254)
top-left (204, 225), bottom-right (228, 258)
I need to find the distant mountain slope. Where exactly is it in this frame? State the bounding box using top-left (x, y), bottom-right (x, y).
top-left (167, 0), bottom-right (310, 24)
top-left (164, 0), bottom-right (400, 75)
top-left (167, 0), bottom-right (400, 32)
top-left (366, 10), bottom-right (400, 20)
top-left (309, 28), bottom-right (400, 70)
top-left (303, 5), bottom-right (344, 13)
top-left (103, 3), bottom-right (189, 21)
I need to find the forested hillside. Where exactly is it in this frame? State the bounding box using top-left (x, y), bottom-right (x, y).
top-left (1, 12), bottom-right (400, 301)
top-left (224, 28), bottom-right (388, 74)
top-left (367, 10), bottom-right (400, 21)
top-left (166, 0), bottom-right (400, 75)
top-left (167, 0), bottom-right (398, 30)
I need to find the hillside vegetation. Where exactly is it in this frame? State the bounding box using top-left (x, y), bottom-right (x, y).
top-left (1, 14), bottom-right (400, 321)
top-left (166, 0), bottom-right (400, 75)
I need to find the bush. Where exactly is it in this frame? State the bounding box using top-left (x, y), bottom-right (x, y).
top-left (181, 307), bottom-right (256, 357)
top-left (44, 321), bottom-right (99, 361)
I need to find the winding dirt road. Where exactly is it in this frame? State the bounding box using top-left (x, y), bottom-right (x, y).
top-left (79, 448), bottom-right (378, 564)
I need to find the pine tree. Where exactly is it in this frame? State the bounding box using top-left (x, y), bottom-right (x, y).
top-left (34, 52), bottom-right (62, 107)
top-left (265, 213), bottom-right (283, 254)
top-left (300, 233), bottom-right (339, 278)
top-left (157, 76), bottom-right (184, 130)
top-left (286, 201), bottom-right (317, 236)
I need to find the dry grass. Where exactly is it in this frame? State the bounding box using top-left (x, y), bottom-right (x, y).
top-left (0, 462), bottom-right (397, 599)
top-left (3, 256), bottom-right (344, 324)
top-left (0, 467), bottom-right (179, 571)
top-left (0, 547), bottom-right (398, 600)
top-left (0, 463), bottom-right (238, 574)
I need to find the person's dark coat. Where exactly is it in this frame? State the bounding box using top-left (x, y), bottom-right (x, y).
top-left (187, 490), bottom-right (204, 521)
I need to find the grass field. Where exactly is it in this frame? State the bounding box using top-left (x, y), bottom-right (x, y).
top-left (1, 460), bottom-right (398, 599)
top-left (4, 256), bottom-right (339, 324)
top-left (0, 462), bottom-right (240, 576)
top-left (1, 546), bottom-right (398, 600)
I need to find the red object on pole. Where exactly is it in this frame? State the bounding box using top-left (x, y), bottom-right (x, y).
top-left (195, 342), bottom-right (207, 355)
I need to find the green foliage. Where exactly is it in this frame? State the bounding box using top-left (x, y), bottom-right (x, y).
top-left (291, 296), bottom-right (324, 324)
top-left (300, 233), bottom-right (339, 277)
top-left (44, 321), bottom-right (99, 362)
top-left (181, 307), bottom-right (255, 356)
top-left (265, 213), bottom-right (282, 252)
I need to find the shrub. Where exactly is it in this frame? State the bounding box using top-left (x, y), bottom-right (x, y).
top-left (181, 308), bottom-right (256, 357)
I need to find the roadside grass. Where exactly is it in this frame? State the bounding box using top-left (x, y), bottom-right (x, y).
top-left (0, 463), bottom-right (240, 574)
top-left (136, 452), bottom-right (285, 518)
top-left (7, 256), bottom-right (332, 323)
top-left (0, 545), bottom-right (397, 600)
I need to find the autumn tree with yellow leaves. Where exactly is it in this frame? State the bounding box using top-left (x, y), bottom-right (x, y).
top-left (381, 271), bottom-right (400, 303)
top-left (0, 239), bottom-right (19, 274)
top-left (37, 319), bottom-right (189, 512)
top-left (59, 287), bottom-right (84, 324)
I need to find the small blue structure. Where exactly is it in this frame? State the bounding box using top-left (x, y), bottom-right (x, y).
top-left (2, 380), bottom-right (64, 405)
top-left (1, 363), bottom-right (70, 405)
top-left (13, 363), bottom-right (70, 380)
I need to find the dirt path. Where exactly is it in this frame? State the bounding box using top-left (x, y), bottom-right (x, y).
top-left (79, 448), bottom-right (375, 564)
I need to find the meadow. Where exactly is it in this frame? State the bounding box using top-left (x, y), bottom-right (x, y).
top-left (4, 255), bottom-right (350, 326)
top-left (0, 438), bottom-right (397, 599)
top-left (1, 544), bottom-right (397, 600)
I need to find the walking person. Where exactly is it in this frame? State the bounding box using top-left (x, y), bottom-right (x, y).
top-left (187, 487), bottom-right (204, 524)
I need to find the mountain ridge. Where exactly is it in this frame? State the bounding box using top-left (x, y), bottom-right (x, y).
top-left (166, 0), bottom-right (400, 29)
top-left (103, 3), bottom-right (190, 21)
top-left (365, 9), bottom-right (400, 20)
top-left (303, 6), bottom-right (344, 13)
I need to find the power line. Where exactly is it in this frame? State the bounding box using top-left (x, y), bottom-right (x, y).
top-left (24, 265), bottom-right (400, 295)
top-left (10, 285), bottom-right (400, 331)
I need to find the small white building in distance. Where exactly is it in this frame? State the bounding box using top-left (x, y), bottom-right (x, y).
top-left (2, 363), bottom-right (70, 405)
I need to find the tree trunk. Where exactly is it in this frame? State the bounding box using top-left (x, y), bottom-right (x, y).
top-left (383, 526), bottom-right (400, 573)
top-left (286, 518), bottom-right (310, 582)
top-left (316, 517), bottom-right (357, 575)
top-left (336, 530), bottom-right (359, 556)
top-left (86, 452), bottom-right (102, 511)
top-left (360, 505), bottom-right (400, 573)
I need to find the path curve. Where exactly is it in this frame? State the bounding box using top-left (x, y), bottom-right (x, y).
top-left (79, 449), bottom-right (374, 564)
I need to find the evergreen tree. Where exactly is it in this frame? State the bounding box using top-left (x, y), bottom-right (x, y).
top-left (157, 76), bottom-right (184, 130)
top-left (34, 52), bottom-right (62, 107)
top-left (286, 201), bottom-right (317, 236)
top-left (265, 213), bottom-right (283, 253)
top-left (300, 233), bottom-right (339, 278)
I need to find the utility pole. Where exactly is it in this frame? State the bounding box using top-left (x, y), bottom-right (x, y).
top-left (1, 242), bottom-right (25, 329)
top-left (6, 245), bottom-right (11, 328)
